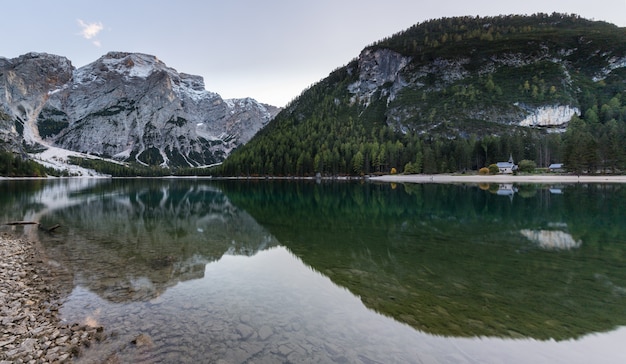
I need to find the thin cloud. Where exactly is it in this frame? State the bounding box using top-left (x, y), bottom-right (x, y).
top-left (77, 19), bottom-right (103, 46)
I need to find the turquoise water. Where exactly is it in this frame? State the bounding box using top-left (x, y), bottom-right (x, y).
top-left (1, 179), bottom-right (625, 363)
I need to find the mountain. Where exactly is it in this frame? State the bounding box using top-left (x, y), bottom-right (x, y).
top-left (220, 14), bottom-right (626, 176)
top-left (0, 52), bottom-right (280, 170)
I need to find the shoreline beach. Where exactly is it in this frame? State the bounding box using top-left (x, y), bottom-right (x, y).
top-left (370, 174), bottom-right (626, 184)
top-left (3, 173), bottom-right (626, 184)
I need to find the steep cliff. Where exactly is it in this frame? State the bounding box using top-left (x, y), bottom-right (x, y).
top-left (0, 53), bottom-right (74, 153)
top-left (0, 52), bottom-right (280, 169)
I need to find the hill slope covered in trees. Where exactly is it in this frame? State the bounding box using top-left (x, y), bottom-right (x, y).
top-left (219, 13), bottom-right (626, 176)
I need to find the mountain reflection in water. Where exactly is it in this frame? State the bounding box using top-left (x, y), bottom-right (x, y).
top-left (1, 179), bottom-right (626, 363)
top-left (220, 180), bottom-right (626, 341)
top-left (2, 179), bottom-right (278, 302)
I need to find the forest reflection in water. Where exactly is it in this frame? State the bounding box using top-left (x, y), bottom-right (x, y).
top-left (220, 180), bottom-right (626, 340)
top-left (1, 178), bottom-right (625, 363)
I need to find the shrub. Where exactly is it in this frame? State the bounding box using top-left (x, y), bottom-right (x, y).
top-left (404, 162), bottom-right (418, 174)
top-left (518, 159), bottom-right (537, 173)
top-left (478, 167), bottom-right (490, 175)
top-left (488, 164), bottom-right (500, 175)
top-left (390, 167), bottom-right (397, 174)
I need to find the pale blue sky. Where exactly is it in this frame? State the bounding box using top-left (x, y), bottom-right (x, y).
top-left (2, 0), bottom-right (624, 106)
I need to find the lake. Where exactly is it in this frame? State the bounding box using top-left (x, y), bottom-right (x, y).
top-left (1, 178), bottom-right (626, 363)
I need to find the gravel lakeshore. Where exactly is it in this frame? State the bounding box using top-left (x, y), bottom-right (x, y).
top-left (0, 232), bottom-right (102, 363)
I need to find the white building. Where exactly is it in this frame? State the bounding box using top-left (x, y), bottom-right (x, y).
top-left (496, 155), bottom-right (518, 174)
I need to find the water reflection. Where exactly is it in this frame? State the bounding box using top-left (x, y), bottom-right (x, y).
top-left (62, 246), bottom-right (440, 363)
top-left (520, 229), bottom-right (582, 250)
top-left (220, 181), bottom-right (626, 341)
top-left (1, 179), bottom-right (278, 302)
top-left (2, 179), bottom-right (626, 362)
top-left (63, 245), bottom-right (626, 364)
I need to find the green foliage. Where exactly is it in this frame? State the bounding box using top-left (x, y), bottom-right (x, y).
top-left (138, 147), bottom-right (164, 166)
top-left (518, 159), bottom-right (537, 173)
top-left (371, 13), bottom-right (624, 68)
top-left (14, 119), bottom-right (24, 136)
top-left (65, 156), bottom-right (220, 177)
top-left (37, 119), bottom-right (69, 139)
top-left (37, 108), bottom-right (69, 139)
top-left (488, 164), bottom-right (500, 175)
top-left (67, 156), bottom-right (169, 177)
top-left (563, 91), bottom-right (626, 173)
top-left (403, 162), bottom-right (417, 174)
top-left (0, 151), bottom-right (65, 177)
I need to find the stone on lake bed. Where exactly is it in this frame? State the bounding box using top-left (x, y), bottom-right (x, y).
top-left (258, 325), bottom-right (273, 340)
top-left (131, 333), bottom-right (154, 348)
top-left (236, 324), bottom-right (255, 339)
top-left (0, 236), bottom-right (98, 362)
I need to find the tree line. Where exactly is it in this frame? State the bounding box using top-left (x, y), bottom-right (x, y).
top-left (219, 87), bottom-right (626, 177)
top-left (0, 150), bottom-right (66, 177)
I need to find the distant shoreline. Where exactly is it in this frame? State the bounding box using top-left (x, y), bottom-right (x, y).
top-left (2, 174), bottom-right (626, 184)
top-left (370, 174), bottom-right (626, 184)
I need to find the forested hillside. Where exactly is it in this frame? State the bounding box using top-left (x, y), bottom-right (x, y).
top-left (219, 13), bottom-right (626, 176)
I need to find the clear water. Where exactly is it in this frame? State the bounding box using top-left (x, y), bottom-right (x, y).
top-left (1, 178), bottom-right (626, 363)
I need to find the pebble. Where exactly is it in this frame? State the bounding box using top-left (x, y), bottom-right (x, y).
top-left (0, 233), bottom-right (99, 362)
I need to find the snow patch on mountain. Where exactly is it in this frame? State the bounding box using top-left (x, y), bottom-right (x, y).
top-left (31, 145), bottom-right (118, 176)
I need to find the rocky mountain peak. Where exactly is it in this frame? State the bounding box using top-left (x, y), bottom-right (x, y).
top-left (0, 52), bottom-right (280, 169)
top-left (0, 52), bottom-right (73, 97)
top-left (179, 73), bottom-right (206, 92)
top-left (97, 52), bottom-right (166, 78)
top-left (73, 52), bottom-right (169, 85)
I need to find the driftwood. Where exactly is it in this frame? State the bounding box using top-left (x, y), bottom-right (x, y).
top-left (4, 221), bottom-right (61, 232)
top-left (45, 224), bottom-right (61, 232)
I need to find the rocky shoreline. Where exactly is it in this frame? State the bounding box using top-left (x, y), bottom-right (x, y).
top-left (0, 232), bottom-right (101, 363)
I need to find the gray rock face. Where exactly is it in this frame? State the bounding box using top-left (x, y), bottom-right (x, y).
top-left (0, 53), bottom-right (74, 151)
top-left (0, 52), bottom-right (280, 167)
top-left (348, 49), bottom-right (412, 106)
top-left (344, 45), bottom-right (612, 134)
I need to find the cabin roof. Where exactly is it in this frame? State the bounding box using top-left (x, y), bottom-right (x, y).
top-left (497, 162), bottom-right (515, 168)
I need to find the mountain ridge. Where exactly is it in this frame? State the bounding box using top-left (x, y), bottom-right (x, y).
top-left (0, 51), bottom-right (280, 172)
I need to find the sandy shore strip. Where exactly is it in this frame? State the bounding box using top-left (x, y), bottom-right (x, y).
top-left (370, 174), bottom-right (626, 184)
top-left (0, 232), bottom-right (102, 363)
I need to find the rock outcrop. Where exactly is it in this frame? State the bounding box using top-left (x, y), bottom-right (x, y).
top-left (518, 105), bottom-right (580, 127)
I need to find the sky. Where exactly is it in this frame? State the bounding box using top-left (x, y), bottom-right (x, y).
top-left (2, 1), bottom-right (625, 107)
